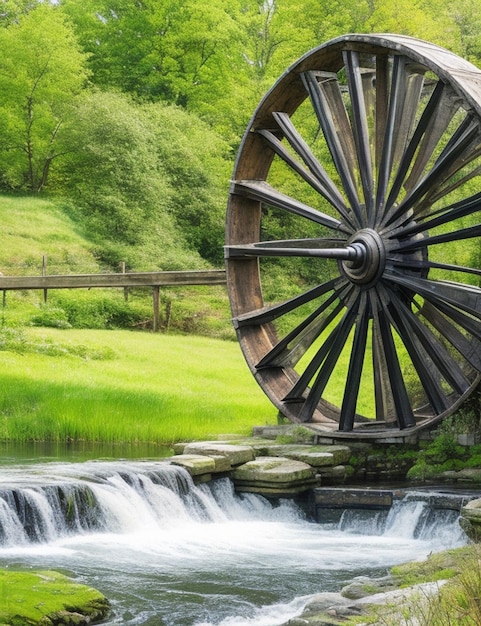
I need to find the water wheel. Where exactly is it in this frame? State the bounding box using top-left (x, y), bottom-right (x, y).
top-left (225, 34), bottom-right (481, 439)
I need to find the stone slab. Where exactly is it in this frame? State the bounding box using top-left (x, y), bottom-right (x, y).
top-left (170, 454), bottom-right (216, 476)
top-left (182, 442), bottom-right (255, 466)
top-left (315, 487), bottom-right (393, 509)
top-left (266, 444), bottom-right (351, 466)
top-left (232, 456), bottom-right (315, 484)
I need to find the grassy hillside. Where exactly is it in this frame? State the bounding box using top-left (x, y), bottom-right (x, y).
top-left (0, 194), bottom-right (233, 338)
top-left (0, 194), bottom-right (101, 275)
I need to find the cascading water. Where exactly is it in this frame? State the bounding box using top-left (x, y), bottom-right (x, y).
top-left (0, 460), bottom-right (469, 626)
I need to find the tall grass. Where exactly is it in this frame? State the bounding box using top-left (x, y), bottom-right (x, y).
top-left (0, 328), bottom-right (276, 443)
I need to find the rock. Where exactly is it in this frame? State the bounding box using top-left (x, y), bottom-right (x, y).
top-left (460, 498), bottom-right (481, 540)
top-left (301, 592), bottom-right (351, 613)
top-left (456, 469), bottom-right (481, 482)
top-left (232, 456), bottom-right (317, 495)
top-left (170, 454), bottom-right (216, 476)
top-left (182, 442), bottom-right (255, 466)
top-left (266, 445), bottom-right (351, 467)
top-left (341, 575), bottom-right (394, 599)
top-left (315, 466), bottom-right (346, 483)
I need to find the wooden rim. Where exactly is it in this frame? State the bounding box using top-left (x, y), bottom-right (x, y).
top-left (226, 34), bottom-right (481, 438)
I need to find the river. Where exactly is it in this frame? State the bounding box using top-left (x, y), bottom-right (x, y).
top-left (0, 451), bottom-right (469, 626)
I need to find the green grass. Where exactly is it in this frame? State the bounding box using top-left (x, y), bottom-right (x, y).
top-left (0, 194), bottom-right (101, 275)
top-left (0, 327), bottom-right (276, 444)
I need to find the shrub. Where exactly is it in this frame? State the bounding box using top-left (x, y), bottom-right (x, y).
top-left (50, 292), bottom-right (152, 330)
top-left (30, 306), bottom-right (72, 329)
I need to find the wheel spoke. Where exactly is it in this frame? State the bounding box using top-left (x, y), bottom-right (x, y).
top-left (376, 57), bottom-right (426, 223)
top-left (233, 278), bottom-right (341, 328)
top-left (388, 292), bottom-right (470, 399)
top-left (370, 289), bottom-right (416, 428)
top-left (343, 50), bottom-right (374, 219)
top-left (418, 160), bottom-right (481, 209)
top-left (384, 80), bottom-right (446, 215)
top-left (295, 293), bottom-right (361, 422)
top-left (386, 190), bottom-right (481, 239)
top-left (339, 293), bottom-right (370, 431)
top-left (400, 86), bottom-right (462, 195)
top-left (386, 272), bottom-right (481, 321)
top-left (387, 116), bottom-right (480, 224)
top-left (301, 71), bottom-right (363, 224)
top-left (257, 283), bottom-right (352, 370)
top-left (258, 112), bottom-right (355, 227)
top-left (389, 258), bottom-right (481, 280)
top-left (232, 180), bottom-right (349, 232)
top-left (388, 304), bottom-right (450, 414)
top-left (420, 300), bottom-right (481, 371)
top-left (225, 237), bottom-right (357, 260)
top-left (376, 55), bottom-right (406, 222)
top-left (392, 222), bottom-right (481, 253)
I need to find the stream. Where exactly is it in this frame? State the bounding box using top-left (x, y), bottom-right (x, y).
top-left (0, 451), bottom-right (470, 626)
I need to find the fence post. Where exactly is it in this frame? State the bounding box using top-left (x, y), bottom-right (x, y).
top-left (42, 255), bottom-right (47, 303)
top-left (121, 262), bottom-right (129, 301)
top-left (152, 286), bottom-right (160, 332)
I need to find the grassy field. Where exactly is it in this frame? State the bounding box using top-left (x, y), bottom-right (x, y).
top-left (0, 327), bottom-right (277, 444)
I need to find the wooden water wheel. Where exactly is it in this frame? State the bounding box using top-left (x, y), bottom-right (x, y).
top-left (225, 34), bottom-right (481, 438)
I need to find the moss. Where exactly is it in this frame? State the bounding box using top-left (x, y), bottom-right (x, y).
top-left (274, 426), bottom-right (315, 445)
top-left (390, 547), bottom-right (471, 587)
top-left (0, 570), bottom-right (109, 625)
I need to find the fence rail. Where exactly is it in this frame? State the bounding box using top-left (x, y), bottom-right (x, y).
top-left (0, 269), bottom-right (226, 290)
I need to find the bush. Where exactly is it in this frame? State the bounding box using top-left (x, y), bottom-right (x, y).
top-left (48, 292), bottom-right (152, 330)
top-left (31, 306), bottom-right (72, 329)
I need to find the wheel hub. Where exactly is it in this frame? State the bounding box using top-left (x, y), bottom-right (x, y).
top-left (340, 228), bottom-right (386, 286)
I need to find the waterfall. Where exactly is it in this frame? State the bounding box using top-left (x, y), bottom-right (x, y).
top-left (0, 459), bottom-right (470, 626)
top-left (0, 459), bottom-right (468, 548)
top-left (0, 460), bottom-right (305, 547)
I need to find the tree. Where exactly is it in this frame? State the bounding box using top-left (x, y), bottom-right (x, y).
top-left (449, 0), bottom-right (481, 64)
top-left (142, 103), bottom-right (231, 265)
top-left (60, 91), bottom-right (229, 269)
top-left (0, 4), bottom-right (89, 192)
top-left (62, 0), bottom-right (243, 109)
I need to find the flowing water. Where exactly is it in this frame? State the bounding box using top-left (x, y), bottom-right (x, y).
top-left (0, 458), bottom-right (469, 626)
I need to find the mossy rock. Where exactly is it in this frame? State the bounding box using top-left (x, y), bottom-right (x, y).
top-left (0, 569), bottom-right (109, 625)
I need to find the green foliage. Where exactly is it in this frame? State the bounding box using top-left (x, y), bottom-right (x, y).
top-left (59, 91), bottom-right (174, 246)
top-left (0, 194), bottom-right (102, 275)
top-left (47, 291), bottom-right (152, 330)
top-left (380, 546), bottom-right (481, 626)
top-left (59, 92), bottom-right (229, 268)
top-left (441, 391), bottom-right (481, 436)
top-left (141, 103), bottom-right (231, 265)
top-left (0, 3), bottom-right (89, 192)
top-left (30, 306), bottom-right (72, 329)
top-left (406, 433), bottom-right (469, 480)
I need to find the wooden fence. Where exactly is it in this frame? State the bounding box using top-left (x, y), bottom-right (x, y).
top-left (0, 269), bottom-right (227, 332)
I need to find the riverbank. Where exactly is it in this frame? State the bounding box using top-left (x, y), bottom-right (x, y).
top-left (284, 544), bottom-right (479, 625)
